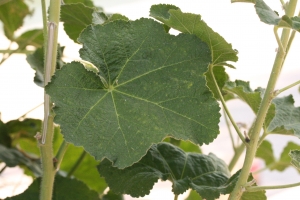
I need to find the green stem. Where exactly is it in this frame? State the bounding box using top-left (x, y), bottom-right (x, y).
top-left (54, 140), bottom-right (69, 170)
top-left (209, 64), bottom-right (247, 145)
top-left (246, 181), bottom-right (300, 192)
top-left (228, 144), bottom-right (245, 172)
top-left (39, 0), bottom-right (61, 200)
top-left (229, 1), bottom-right (298, 199)
top-left (174, 195), bottom-right (178, 200)
top-left (0, 49), bottom-right (33, 54)
top-left (276, 80), bottom-right (300, 95)
top-left (223, 106), bottom-right (236, 151)
top-left (66, 151), bottom-right (87, 178)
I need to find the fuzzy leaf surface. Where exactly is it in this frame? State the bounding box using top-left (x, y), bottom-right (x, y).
top-left (289, 150), bottom-right (300, 170)
top-left (255, 0), bottom-right (300, 31)
top-left (46, 19), bottom-right (220, 168)
top-left (267, 95), bottom-right (300, 137)
top-left (150, 4), bottom-right (238, 66)
top-left (6, 176), bottom-right (100, 200)
top-left (98, 142), bottom-right (239, 200)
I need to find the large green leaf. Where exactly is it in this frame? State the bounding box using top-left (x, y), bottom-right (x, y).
top-left (6, 176), bottom-right (100, 200)
top-left (267, 95), bottom-right (300, 137)
top-left (98, 143), bottom-right (239, 200)
top-left (289, 150), bottom-right (300, 170)
top-left (0, 144), bottom-right (42, 176)
top-left (26, 46), bottom-right (65, 87)
top-left (0, 0), bottom-right (31, 40)
top-left (46, 19), bottom-right (220, 168)
top-left (149, 4), bottom-right (238, 66)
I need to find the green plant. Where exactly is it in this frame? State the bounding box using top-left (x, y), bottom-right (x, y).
top-left (1, 0), bottom-right (300, 200)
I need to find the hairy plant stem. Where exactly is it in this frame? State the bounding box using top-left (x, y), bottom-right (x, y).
top-left (229, 1), bottom-right (297, 199)
top-left (246, 181), bottom-right (300, 192)
top-left (39, 0), bottom-right (60, 199)
top-left (0, 49), bottom-right (33, 54)
top-left (174, 195), bottom-right (178, 200)
top-left (66, 151), bottom-right (87, 178)
top-left (209, 64), bottom-right (247, 145)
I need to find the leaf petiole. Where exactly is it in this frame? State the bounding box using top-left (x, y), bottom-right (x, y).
top-left (209, 64), bottom-right (248, 146)
top-left (276, 80), bottom-right (300, 95)
top-left (246, 181), bottom-right (300, 192)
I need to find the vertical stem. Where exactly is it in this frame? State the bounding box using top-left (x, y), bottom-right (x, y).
top-left (228, 1), bottom-right (297, 199)
top-left (228, 144), bottom-right (245, 172)
top-left (174, 195), bottom-right (178, 200)
top-left (39, 0), bottom-right (61, 200)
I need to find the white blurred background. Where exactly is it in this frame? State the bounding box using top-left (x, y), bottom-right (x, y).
top-left (0, 0), bottom-right (300, 199)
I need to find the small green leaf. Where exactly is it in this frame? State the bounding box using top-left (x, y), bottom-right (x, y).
top-left (205, 66), bottom-right (230, 99)
top-left (26, 46), bottom-right (65, 87)
top-left (6, 118), bottom-right (42, 138)
top-left (150, 4), bottom-right (238, 66)
top-left (15, 29), bottom-right (43, 49)
top-left (46, 19), bottom-right (220, 168)
top-left (256, 140), bottom-right (276, 166)
top-left (267, 95), bottom-right (300, 137)
top-left (254, 0), bottom-right (300, 31)
top-left (61, 3), bottom-right (127, 43)
top-left (276, 142), bottom-right (300, 171)
top-left (6, 176), bottom-right (100, 200)
top-left (242, 174), bottom-right (266, 200)
top-left (289, 150), bottom-right (300, 170)
top-left (0, 144), bottom-right (42, 176)
top-left (98, 143), bottom-right (239, 200)
top-left (0, 0), bottom-right (31, 40)
top-left (224, 80), bottom-right (262, 113)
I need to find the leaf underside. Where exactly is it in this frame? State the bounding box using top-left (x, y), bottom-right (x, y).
top-left (98, 142), bottom-right (239, 200)
top-left (46, 18), bottom-right (220, 168)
